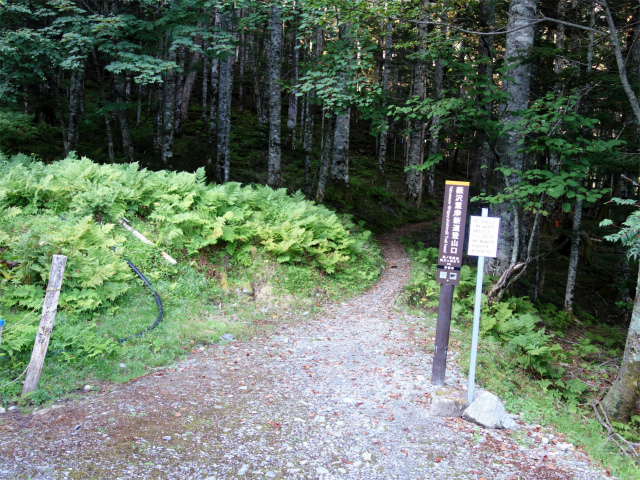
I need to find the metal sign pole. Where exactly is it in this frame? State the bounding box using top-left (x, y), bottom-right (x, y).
top-left (468, 208), bottom-right (488, 404)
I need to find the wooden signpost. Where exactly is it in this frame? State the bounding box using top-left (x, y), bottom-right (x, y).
top-left (22, 254), bottom-right (67, 397)
top-left (431, 181), bottom-right (470, 386)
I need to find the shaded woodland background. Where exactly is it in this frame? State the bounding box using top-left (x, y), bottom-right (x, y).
top-left (2, 0), bottom-right (640, 422)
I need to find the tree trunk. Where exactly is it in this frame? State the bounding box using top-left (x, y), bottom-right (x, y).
top-left (174, 47), bottom-right (185, 134)
top-left (602, 266), bottom-right (640, 422)
top-left (315, 116), bottom-right (335, 202)
top-left (378, 20), bottom-right (393, 177)
top-left (181, 49), bottom-right (202, 123)
top-left (303, 92), bottom-right (314, 193)
top-left (154, 85), bottom-right (162, 152)
top-left (67, 64), bottom-right (85, 154)
top-left (303, 28), bottom-right (318, 193)
top-left (161, 48), bottom-right (176, 166)
top-left (406, 67), bottom-right (424, 205)
top-left (104, 114), bottom-right (115, 161)
top-left (331, 108), bottom-right (350, 195)
top-left (209, 56), bottom-right (220, 148)
top-left (267, 4), bottom-right (283, 188)
top-left (487, 0), bottom-right (539, 276)
top-left (426, 49), bottom-right (444, 198)
top-left (287, 31), bottom-right (300, 148)
top-left (201, 41), bottom-right (209, 129)
top-left (216, 13), bottom-right (233, 183)
top-left (564, 199), bottom-right (583, 313)
top-left (470, 0), bottom-right (495, 192)
top-left (115, 76), bottom-right (134, 162)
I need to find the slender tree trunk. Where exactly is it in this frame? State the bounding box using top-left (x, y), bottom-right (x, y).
top-left (406, 68), bottom-right (425, 204)
top-left (564, 199), bottom-right (583, 313)
top-left (378, 20), bottom-right (392, 177)
top-left (315, 116), bottom-right (335, 202)
top-left (201, 41), bottom-right (209, 129)
top-left (267, 3), bottom-right (283, 188)
top-left (303, 92), bottom-right (314, 193)
top-left (181, 49), bottom-right (202, 123)
top-left (136, 84), bottom-right (142, 126)
top-left (161, 46), bottom-right (177, 166)
top-left (287, 31), bottom-right (300, 148)
top-left (238, 30), bottom-right (245, 111)
top-left (303, 29), bottom-right (318, 193)
top-left (329, 23), bottom-right (352, 196)
top-left (602, 266), bottom-right (640, 422)
top-left (331, 108), bottom-right (350, 195)
top-left (51, 75), bottom-right (69, 154)
top-left (470, 0), bottom-right (495, 191)
top-left (426, 50), bottom-right (444, 198)
top-left (216, 13), bottom-right (233, 183)
top-left (487, 0), bottom-right (539, 276)
top-left (104, 114), bottom-right (115, 161)
top-left (154, 84), bottom-right (162, 152)
top-left (67, 64), bottom-right (85, 154)
top-left (115, 76), bottom-right (134, 162)
top-left (209, 56), bottom-right (220, 148)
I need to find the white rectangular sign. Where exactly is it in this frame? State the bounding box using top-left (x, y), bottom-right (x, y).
top-left (467, 216), bottom-right (500, 258)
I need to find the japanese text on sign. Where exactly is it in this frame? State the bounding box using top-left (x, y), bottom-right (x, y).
top-left (436, 181), bottom-right (470, 285)
top-left (467, 216), bottom-right (500, 258)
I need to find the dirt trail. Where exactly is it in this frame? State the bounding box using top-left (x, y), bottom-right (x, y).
top-left (0, 225), bottom-right (609, 480)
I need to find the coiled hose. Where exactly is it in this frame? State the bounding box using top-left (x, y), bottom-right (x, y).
top-left (47, 217), bottom-right (164, 349)
top-left (116, 257), bottom-right (164, 344)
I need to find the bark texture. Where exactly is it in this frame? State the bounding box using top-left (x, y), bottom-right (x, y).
top-left (377, 20), bottom-right (393, 177)
top-left (315, 116), bottom-right (335, 202)
top-left (487, 0), bottom-right (538, 275)
top-left (602, 267), bottom-right (640, 422)
top-left (470, 0), bottom-right (495, 191)
top-left (216, 14), bottom-right (233, 183)
top-left (267, 4), bottom-right (283, 188)
top-left (564, 199), bottom-right (583, 313)
top-left (67, 65), bottom-right (85, 154)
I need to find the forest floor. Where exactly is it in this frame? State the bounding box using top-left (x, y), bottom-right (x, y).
top-left (0, 224), bottom-right (611, 480)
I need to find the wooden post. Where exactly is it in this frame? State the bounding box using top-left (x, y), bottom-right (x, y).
top-left (22, 255), bottom-right (67, 397)
top-left (431, 283), bottom-right (454, 386)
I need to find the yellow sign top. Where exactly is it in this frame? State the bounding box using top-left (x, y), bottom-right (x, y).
top-left (445, 181), bottom-right (471, 186)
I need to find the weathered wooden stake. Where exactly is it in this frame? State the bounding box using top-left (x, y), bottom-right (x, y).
top-left (22, 254), bottom-right (67, 397)
top-left (431, 283), bottom-right (454, 386)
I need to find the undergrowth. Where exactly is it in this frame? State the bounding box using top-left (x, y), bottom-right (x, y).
top-left (399, 232), bottom-right (638, 480)
top-left (0, 154), bottom-right (383, 404)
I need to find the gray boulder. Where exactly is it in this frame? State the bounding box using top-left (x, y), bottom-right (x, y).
top-left (462, 391), bottom-right (515, 429)
top-left (430, 390), bottom-right (468, 417)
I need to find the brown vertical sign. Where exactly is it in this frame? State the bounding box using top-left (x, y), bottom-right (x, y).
top-left (436, 181), bottom-right (470, 285)
top-left (431, 180), bottom-right (470, 386)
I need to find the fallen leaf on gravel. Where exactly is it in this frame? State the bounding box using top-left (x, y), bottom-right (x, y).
top-left (355, 402), bottom-right (363, 407)
top-left (434, 457), bottom-right (442, 463)
top-left (389, 393), bottom-right (401, 400)
top-left (174, 412), bottom-right (182, 417)
top-left (264, 394), bottom-right (274, 399)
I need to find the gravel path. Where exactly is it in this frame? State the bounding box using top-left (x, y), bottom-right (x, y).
top-left (0, 224), bottom-right (610, 480)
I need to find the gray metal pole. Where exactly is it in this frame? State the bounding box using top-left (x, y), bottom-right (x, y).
top-left (467, 208), bottom-right (488, 405)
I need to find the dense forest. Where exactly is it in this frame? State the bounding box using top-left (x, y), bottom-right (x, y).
top-left (1, 0), bottom-right (640, 428)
